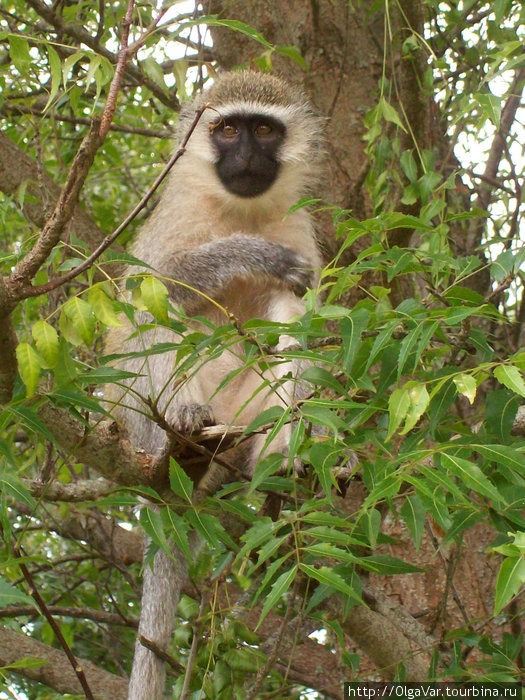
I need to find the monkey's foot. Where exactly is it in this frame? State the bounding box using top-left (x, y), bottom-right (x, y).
top-left (172, 404), bottom-right (216, 434)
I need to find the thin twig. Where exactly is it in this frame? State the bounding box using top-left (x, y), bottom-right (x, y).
top-left (11, 543), bottom-right (95, 699)
top-left (179, 597), bottom-right (206, 700)
top-left (245, 585), bottom-right (296, 700)
top-left (138, 634), bottom-right (184, 672)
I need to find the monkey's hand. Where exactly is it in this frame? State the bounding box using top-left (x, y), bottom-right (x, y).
top-left (166, 234), bottom-right (314, 311)
top-left (169, 404), bottom-right (215, 433)
top-left (264, 243), bottom-right (314, 297)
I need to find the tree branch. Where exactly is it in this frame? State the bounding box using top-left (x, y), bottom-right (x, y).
top-left (0, 625), bottom-right (127, 699)
top-left (0, 604), bottom-right (137, 627)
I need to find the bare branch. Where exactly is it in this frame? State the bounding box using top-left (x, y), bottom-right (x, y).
top-left (22, 476), bottom-right (117, 502)
top-left (0, 604), bottom-right (137, 628)
top-left (1, 102), bottom-right (172, 139)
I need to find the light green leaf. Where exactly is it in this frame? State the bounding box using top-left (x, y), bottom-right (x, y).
top-left (32, 321), bottom-right (59, 368)
top-left (140, 276), bottom-right (169, 324)
top-left (250, 453), bottom-right (283, 492)
top-left (387, 387), bottom-right (410, 439)
top-left (453, 373), bottom-right (477, 405)
top-left (88, 284), bottom-right (123, 327)
top-left (63, 297), bottom-right (96, 345)
top-left (400, 383), bottom-right (429, 434)
top-left (359, 555), bottom-right (423, 574)
top-left (16, 343), bottom-right (42, 397)
top-left (494, 365), bottom-right (525, 398)
top-left (0, 476), bottom-right (36, 508)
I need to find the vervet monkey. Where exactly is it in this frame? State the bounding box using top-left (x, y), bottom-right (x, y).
top-left (105, 70), bottom-right (324, 698)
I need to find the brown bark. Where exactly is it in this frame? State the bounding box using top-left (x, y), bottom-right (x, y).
top-left (0, 274), bottom-right (17, 402)
top-left (0, 626), bottom-right (128, 699)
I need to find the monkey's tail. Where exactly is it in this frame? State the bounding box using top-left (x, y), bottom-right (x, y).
top-left (128, 542), bottom-right (186, 700)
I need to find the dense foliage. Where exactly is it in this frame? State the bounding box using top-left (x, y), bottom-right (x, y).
top-left (0, 1), bottom-right (523, 698)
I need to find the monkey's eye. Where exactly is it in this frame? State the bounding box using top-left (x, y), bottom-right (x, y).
top-left (254, 123), bottom-right (273, 136)
top-left (222, 123), bottom-right (238, 137)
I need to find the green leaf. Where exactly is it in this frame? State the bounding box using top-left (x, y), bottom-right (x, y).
top-left (309, 440), bottom-right (339, 499)
top-left (400, 495), bottom-right (426, 550)
top-left (256, 565), bottom-right (297, 629)
top-left (140, 276), bottom-right (169, 324)
top-left (453, 373), bottom-right (477, 405)
top-left (485, 391), bottom-right (519, 442)
top-left (250, 453), bottom-right (283, 492)
top-left (397, 325), bottom-right (425, 381)
top-left (475, 92), bottom-right (501, 129)
top-left (223, 648), bottom-right (262, 673)
top-left (77, 367), bottom-right (138, 385)
top-left (441, 454), bottom-right (503, 503)
top-left (494, 365), bottom-right (525, 398)
top-left (202, 18), bottom-right (273, 49)
top-left (16, 343), bottom-right (42, 397)
top-left (494, 556), bottom-right (525, 615)
top-left (8, 35), bottom-right (31, 76)
top-left (275, 45), bottom-right (307, 70)
top-left (32, 321), bottom-right (59, 369)
top-left (140, 508), bottom-right (170, 553)
top-left (0, 576), bottom-right (35, 607)
top-left (400, 150), bottom-right (418, 183)
top-left (63, 297), bottom-right (96, 345)
top-left (340, 309), bottom-right (370, 373)
top-left (162, 509), bottom-right (191, 561)
top-left (184, 510), bottom-right (220, 548)
top-left (471, 444), bottom-right (525, 477)
top-left (300, 564), bottom-right (363, 603)
top-left (169, 459), bottom-right (193, 503)
top-left (6, 406), bottom-right (59, 445)
top-left (378, 97), bottom-right (407, 132)
top-left (0, 476), bottom-right (36, 508)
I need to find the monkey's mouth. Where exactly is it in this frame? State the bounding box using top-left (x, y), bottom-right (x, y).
top-left (224, 173), bottom-right (275, 198)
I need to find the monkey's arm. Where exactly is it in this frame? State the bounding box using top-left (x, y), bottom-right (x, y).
top-left (164, 233), bottom-right (313, 312)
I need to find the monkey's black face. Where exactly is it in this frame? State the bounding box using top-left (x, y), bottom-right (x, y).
top-left (210, 114), bottom-right (286, 198)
